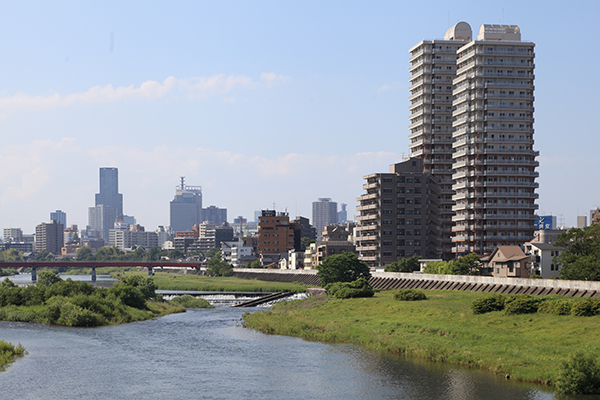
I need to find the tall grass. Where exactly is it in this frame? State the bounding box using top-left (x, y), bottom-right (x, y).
top-left (116, 271), bottom-right (309, 293)
top-left (0, 340), bottom-right (26, 371)
top-left (243, 290), bottom-right (600, 385)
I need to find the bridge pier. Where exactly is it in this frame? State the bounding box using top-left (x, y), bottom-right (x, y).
top-left (32, 266), bottom-right (37, 282)
top-left (91, 267), bottom-right (96, 282)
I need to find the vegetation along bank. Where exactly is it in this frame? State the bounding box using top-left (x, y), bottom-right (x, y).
top-left (0, 271), bottom-right (188, 327)
top-left (243, 289), bottom-right (600, 394)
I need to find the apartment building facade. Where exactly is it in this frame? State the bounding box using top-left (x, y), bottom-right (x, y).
top-left (408, 22), bottom-right (472, 260)
top-left (356, 158), bottom-right (442, 268)
top-left (257, 210), bottom-right (299, 265)
top-left (409, 22), bottom-right (539, 257)
top-left (451, 24), bottom-right (538, 255)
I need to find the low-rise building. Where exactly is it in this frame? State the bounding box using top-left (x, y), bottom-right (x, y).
top-left (486, 246), bottom-right (530, 278)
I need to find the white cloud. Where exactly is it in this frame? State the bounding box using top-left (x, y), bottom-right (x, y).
top-left (0, 73), bottom-right (292, 113)
top-left (0, 139), bottom-right (397, 232)
top-left (377, 81), bottom-right (402, 93)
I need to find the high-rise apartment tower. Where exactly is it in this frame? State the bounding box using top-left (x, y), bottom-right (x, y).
top-left (409, 22), bottom-right (538, 257)
top-left (408, 22), bottom-right (472, 260)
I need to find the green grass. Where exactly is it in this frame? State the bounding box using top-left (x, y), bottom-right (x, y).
top-left (242, 289), bottom-right (600, 385)
top-left (114, 271), bottom-right (309, 293)
top-left (0, 340), bottom-right (26, 372)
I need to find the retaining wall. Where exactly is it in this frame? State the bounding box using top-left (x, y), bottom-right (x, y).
top-left (232, 269), bottom-right (600, 298)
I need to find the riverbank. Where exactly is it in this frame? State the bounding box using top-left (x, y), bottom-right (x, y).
top-left (115, 271), bottom-right (309, 293)
top-left (242, 289), bottom-right (600, 385)
top-left (0, 340), bottom-right (25, 371)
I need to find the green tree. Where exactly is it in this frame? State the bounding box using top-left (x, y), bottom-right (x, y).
top-left (34, 251), bottom-right (55, 261)
top-left (205, 251), bottom-right (233, 277)
top-left (316, 252), bottom-right (371, 286)
top-left (146, 246), bottom-right (163, 261)
top-left (557, 224), bottom-right (600, 281)
top-left (0, 249), bottom-right (23, 261)
top-left (246, 260), bottom-right (262, 269)
top-left (300, 237), bottom-right (315, 251)
top-left (167, 249), bottom-right (184, 260)
top-left (385, 255), bottom-right (421, 272)
top-left (423, 253), bottom-right (480, 275)
top-left (75, 246), bottom-right (95, 261)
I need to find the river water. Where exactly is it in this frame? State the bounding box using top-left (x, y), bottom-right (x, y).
top-left (0, 275), bottom-right (582, 399)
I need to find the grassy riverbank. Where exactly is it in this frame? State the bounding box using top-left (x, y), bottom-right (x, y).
top-left (242, 289), bottom-right (600, 385)
top-left (115, 271), bottom-right (309, 293)
top-left (0, 341), bottom-right (25, 372)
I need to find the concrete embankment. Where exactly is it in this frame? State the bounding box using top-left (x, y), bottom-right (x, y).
top-left (232, 268), bottom-right (600, 297)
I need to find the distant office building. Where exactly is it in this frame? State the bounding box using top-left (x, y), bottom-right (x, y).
top-left (50, 210), bottom-right (67, 229)
top-left (3, 228), bottom-right (23, 243)
top-left (254, 211), bottom-right (261, 223)
top-left (293, 216), bottom-right (316, 240)
top-left (89, 204), bottom-right (118, 244)
top-left (337, 203), bottom-right (348, 224)
top-left (312, 198), bottom-right (338, 240)
top-left (156, 226), bottom-right (172, 247)
top-left (170, 177), bottom-right (203, 232)
top-left (356, 158), bottom-right (442, 268)
top-left (202, 206), bottom-right (227, 226)
top-left (577, 216), bottom-right (587, 229)
top-left (96, 167), bottom-right (123, 215)
top-left (35, 221), bottom-right (64, 254)
top-left (89, 167), bottom-right (123, 243)
top-left (215, 225), bottom-right (234, 247)
top-left (109, 228), bottom-right (158, 250)
top-left (64, 225), bottom-right (79, 245)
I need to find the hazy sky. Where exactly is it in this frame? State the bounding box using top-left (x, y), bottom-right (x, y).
top-left (1, 1), bottom-right (598, 234)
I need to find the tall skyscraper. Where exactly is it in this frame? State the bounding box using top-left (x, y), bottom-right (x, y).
top-left (409, 23), bottom-right (538, 257)
top-left (89, 167), bottom-right (123, 243)
top-left (95, 167), bottom-right (123, 216)
top-left (50, 210), bottom-right (67, 228)
top-left (312, 198), bottom-right (338, 240)
top-left (169, 177), bottom-right (203, 232)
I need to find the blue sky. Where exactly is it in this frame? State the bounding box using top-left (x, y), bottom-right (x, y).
top-left (1, 1), bottom-right (598, 233)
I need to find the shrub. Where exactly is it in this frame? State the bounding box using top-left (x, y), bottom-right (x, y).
top-left (325, 278), bottom-right (374, 299)
top-left (170, 295), bottom-right (214, 308)
top-left (538, 299), bottom-right (572, 316)
top-left (394, 289), bottom-right (427, 301)
top-left (556, 352), bottom-right (600, 394)
top-left (56, 303), bottom-right (102, 327)
top-left (529, 274), bottom-right (543, 279)
top-left (571, 299), bottom-right (600, 317)
top-left (504, 295), bottom-right (543, 315)
top-left (471, 294), bottom-right (506, 314)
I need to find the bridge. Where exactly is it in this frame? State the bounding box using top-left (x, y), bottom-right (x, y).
top-left (0, 261), bottom-right (201, 282)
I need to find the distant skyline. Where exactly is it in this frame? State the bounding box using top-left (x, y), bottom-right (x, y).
top-left (1, 1), bottom-right (599, 233)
